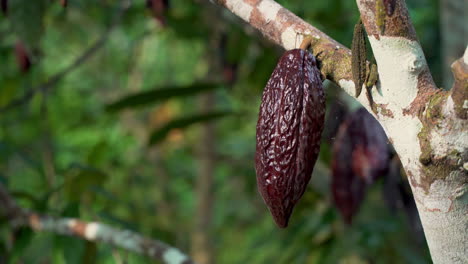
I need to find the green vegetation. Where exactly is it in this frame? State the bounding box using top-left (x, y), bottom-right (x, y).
top-left (0, 0), bottom-right (440, 263)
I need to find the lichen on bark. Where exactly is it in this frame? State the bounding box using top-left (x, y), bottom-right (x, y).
top-left (416, 92), bottom-right (466, 192)
top-left (352, 19), bottom-right (367, 97)
top-left (375, 0), bottom-right (386, 34)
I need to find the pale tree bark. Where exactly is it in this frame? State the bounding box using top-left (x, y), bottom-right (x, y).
top-left (212, 0), bottom-right (467, 263)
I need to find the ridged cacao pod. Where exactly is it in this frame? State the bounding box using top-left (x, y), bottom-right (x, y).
top-left (332, 108), bottom-right (389, 223)
top-left (255, 48), bottom-right (325, 228)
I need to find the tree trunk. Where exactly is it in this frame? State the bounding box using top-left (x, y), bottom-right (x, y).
top-left (191, 92), bottom-right (216, 264)
top-left (213, 0), bottom-right (468, 262)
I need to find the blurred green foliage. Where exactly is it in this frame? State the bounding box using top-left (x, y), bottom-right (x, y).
top-left (0, 0), bottom-right (441, 263)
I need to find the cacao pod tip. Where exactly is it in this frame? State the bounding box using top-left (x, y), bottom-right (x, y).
top-left (268, 204), bottom-right (293, 228)
top-left (344, 214), bottom-right (353, 225)
top-left (276, 219), bottom-right (289, 228)
top-left (272, 214), bottom-right (289, 228)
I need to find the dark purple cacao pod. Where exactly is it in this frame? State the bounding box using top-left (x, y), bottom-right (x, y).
top-left (219, 34), bottom-right (238, 85)
top-left (146, 0), bottom-right (169, 26)
top-left (255, 49), bottom-right (325, 228)
top-left (332, 108), bottom-right (389, 223)
top-left (1, 0), bottom-right (7, 15)
top-left (14, 42), bottom-right (31, 73)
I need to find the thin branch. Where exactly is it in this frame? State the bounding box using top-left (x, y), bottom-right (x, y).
top-left (0, 183), bottom-right (195, 264)
top-left (212, 0), bottom-right (372, 110)
top-left (212, 0), bottom-right (441, 119)
top-left (449, 46), bottom-right (468, 119)
top-left (0, 1), bottom-right (128, 114)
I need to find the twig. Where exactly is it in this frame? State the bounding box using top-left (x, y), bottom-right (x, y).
top-left (0, 183), bottom-right (195, 264)
top-left (211, 0), bottom-right (372, 108)
top-left (449, 46), bottom-right (468, 119)
top-left (0, 1), bottom-right (128, 113)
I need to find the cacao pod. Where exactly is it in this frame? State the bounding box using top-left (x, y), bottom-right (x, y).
top-left (219, 34), bottom-right (238, 85)
top-left (332, 108), bottom-right (389, 223)
top-left (1, 0), bottom-right (7, 15)
top-left (255, 48), bottom-right (325, 228)
top-left (146, 0), bottom-right (169, 26)
top-left (14, 42), bottom-right (31, 73)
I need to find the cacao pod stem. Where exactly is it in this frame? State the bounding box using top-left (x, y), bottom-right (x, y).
top-left (299, 35), bottom-right (313, 50)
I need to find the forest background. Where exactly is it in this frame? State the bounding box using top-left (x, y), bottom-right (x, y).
top-left (0, 0), bottom-right (465, 263)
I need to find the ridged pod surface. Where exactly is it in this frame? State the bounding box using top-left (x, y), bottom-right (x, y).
top-left (255, 49), bottom-right (325, 228)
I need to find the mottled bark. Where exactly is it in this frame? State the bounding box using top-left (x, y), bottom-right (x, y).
top-left (214, 0), bottom-right (468, 262)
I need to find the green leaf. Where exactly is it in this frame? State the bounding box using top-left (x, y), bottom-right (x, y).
top-left (81, 241), bottom-right (97, 264)
top-left (105, 82), bottom-right (221, 112)
top-left (149, 111), bottom-right (232, 145)
top-left (165, 3), bottom-right (208, 39)
top-left (61, 202), bottom-right (81, 218)
top-left (226, 28), bottom-right (250, 64)
top-left (247, 47), bottom-right (278, 92)
top-left (55, 235), bottom-right (85, 264)
top-left (0, 77), bottom-right (20, 107)
top-left (63, 167), bottom-right (108, 202)
top-left (10, 227), bottom-right (34, 259)
top-left (9, 0), bottom-right (46, 52)
top-left (96, 211), bottom-right (137, 230)
top-left (11, 190), bottom-right (39, 205)
top-left (0, 174), bottom-right (7, 185)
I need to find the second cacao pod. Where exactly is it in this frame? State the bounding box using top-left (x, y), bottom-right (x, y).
top-left (331, 108), bottom-right (390, 223)
top-left (255, 48), bottom-right (325, 228)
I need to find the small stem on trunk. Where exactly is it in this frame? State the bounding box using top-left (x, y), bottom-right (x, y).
top-left (299, 36), bottom-right (312, 50)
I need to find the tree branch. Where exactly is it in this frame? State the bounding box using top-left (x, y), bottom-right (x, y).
top-left (0, 0), bottom-right (129, 114)
top-left (356, 0), bottom-right (439, 116)
top-left (0, 184), bottom-right (195, 264)
top-left (211, 0), bottom-right (440, 120)
top-left (215, 0), bottom-right (467, 263)
top-left (449, 46), bottom-right (468, 120)
top-left (212, 0), bottom-right (366, 104)
top-left (211, 0), bottom-right (438, 158)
